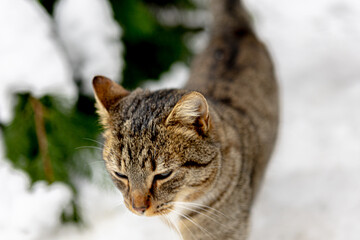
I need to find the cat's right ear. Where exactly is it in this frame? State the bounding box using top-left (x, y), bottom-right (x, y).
top-left (165, 92), bottom-right (211, 136)
top-left (92, 76), bottom-right (129, 124)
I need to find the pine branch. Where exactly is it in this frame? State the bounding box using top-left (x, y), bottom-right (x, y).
top-left (30, 96), bottom-right (54, 183)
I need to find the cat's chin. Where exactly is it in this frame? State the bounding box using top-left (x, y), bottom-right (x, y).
top-left (129, 208), bottom-right (173, 217)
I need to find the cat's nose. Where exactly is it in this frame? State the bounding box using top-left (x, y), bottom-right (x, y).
top-left (133, 205), bottom-right (147, 214)
top-left (131, 190), bottom-right (150, 215)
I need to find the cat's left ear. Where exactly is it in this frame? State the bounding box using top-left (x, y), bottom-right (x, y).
top-left (92, 76), bottom-right (129, 125)
top-left (93, 76), bottom-right (129, 111)
top-left (165, 92), bottom-right (211, 135)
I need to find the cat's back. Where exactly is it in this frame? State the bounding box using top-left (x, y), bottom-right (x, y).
top-left (186, 0), bottom-right (278, 196)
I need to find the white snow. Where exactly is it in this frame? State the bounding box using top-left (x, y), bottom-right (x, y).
top-left (245, 0), bottom-right (360, 239)
top-left (51, 181), bottom-right (178, 240)
top-left (0, 0), bottom-right (76, 123)
top-left (0, 0), bottom-right (359, 239)
top-left (0, 159), bottom-right (73, 240)
top-left (144, 62), bottom-right (189, 91)
top-left (54, 0), bottom-right (123, 95)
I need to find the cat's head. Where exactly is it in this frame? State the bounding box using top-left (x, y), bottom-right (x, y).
top-left (93, 76), bottom-right (221, 216)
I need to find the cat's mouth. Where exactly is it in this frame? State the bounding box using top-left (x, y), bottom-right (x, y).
top-left (155, 205), bottom-right (174, 216)
top-left (124, 199), bottom-right (174, 217)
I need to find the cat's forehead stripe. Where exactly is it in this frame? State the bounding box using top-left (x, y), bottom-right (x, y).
top-left (122, 141), bottom-right (158, 171)
top-left (150, 151), bottom-right (156, 171)
top-left (118, 89), bottom-right (187, 136)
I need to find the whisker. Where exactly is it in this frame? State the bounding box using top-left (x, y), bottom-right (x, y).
top-left (175, 202), bottom-right (223, 219)
top-left (175, 204), bottom-right (228, 229)
top-left (75, 146), bottom-right (103, 151)
top-left (83, 137), bottom-right (104, 146)
top-left (173, 201), bottom-right (229, 219)
top-left (75, 146), bottom-right (112, 157)
top-left (166, 213), bottom-right (183, 240)
top-left (170, 208), bottom-right (215, 240)
top-left (177, 214), bottom-right (196, 240)
top-left (161, 213), bottom-right (172, 229)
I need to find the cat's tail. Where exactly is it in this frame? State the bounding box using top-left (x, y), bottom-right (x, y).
top-left (211, 0), bottom-right (252, 33)
top-left (186, 0), bottom-right (256, 92)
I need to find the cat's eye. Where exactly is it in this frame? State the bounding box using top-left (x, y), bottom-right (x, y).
top-left (115, 172), bottom-right (128, 180)
top-left (154, 171), bottom-right (173, 181)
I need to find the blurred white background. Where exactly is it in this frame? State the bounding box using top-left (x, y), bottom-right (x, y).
top-left (0, 0), bottom-right (359, 239)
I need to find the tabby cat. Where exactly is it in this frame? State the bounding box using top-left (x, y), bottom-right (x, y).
top-left (92, 0), bottom-right (278, 239)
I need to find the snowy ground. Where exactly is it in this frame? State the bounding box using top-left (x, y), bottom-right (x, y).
top-left (0, 0), bottom-right (360, 239)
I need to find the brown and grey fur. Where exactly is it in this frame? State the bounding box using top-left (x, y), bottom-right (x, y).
top-left (92, 0), bottom-right (278, 239)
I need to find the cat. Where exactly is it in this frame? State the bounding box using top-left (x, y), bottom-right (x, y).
top-left (92, 0), bottom-right (278, 239)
